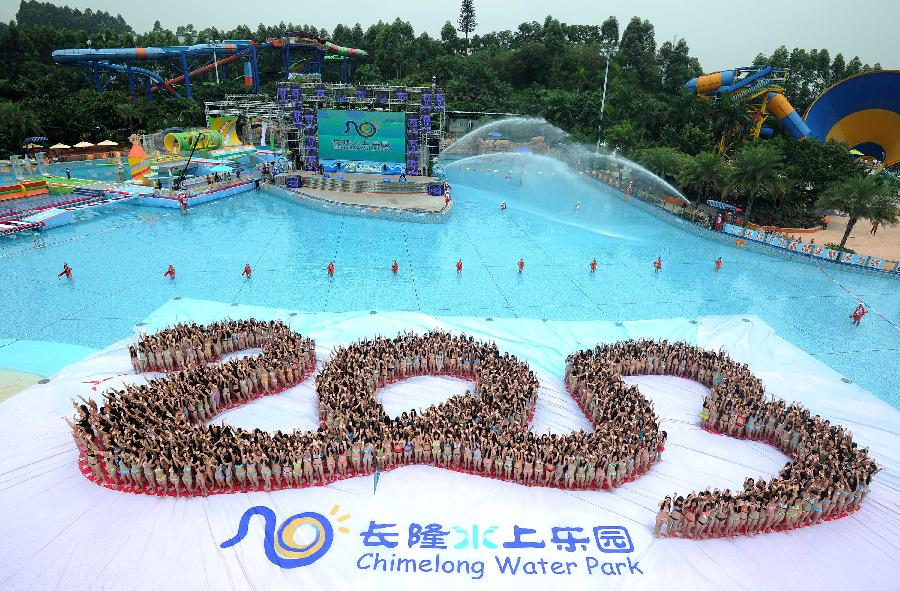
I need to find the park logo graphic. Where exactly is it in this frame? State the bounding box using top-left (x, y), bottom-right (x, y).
top-left (220, 505), bottom-right (351, 568)
top-left (344, 119), bottom-right (379, 138)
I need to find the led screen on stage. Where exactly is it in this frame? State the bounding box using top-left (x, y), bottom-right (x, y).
top-left (317, 109), bottom-right (406, 173)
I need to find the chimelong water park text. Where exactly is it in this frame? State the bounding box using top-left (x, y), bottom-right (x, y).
top-left (356, 553), bottom-right (645, 580)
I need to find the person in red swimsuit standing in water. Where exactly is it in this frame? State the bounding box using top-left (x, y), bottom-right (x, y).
top-left (590, 258), bottom-right (597, 273)
top-left (242, 263), bottom-right (252, 279)
top-left (164, 264), bottom-right (176, 280)
top-left (517, 258), bottom-right (525, 273)
top-left (715, 257), bottom-right (722, 272)
top-left (327, 261), bottom-right (335, 278)
top-left (391, 260), bottom-right (399, 275)
top-left (850, 303), bottom-right (867, 326)
top-left (58, 263), bottom-right (72, 280)
top-left (456, 259), bottom-right (463, 274)
top-left (653, 257), bottom-right (662, 273)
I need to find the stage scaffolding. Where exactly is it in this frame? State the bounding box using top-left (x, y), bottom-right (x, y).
top-left (274, 82), bottom-right (447, 175)
top-left (204, 84), bottom-right (448, 174)
top-left (204, 95), bottom-right (285, 147)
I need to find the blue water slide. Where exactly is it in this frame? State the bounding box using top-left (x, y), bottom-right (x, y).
top-left (718, 66), bottom-right (773, 94)
top-left (51, 41), bottom-right (257, 63)
top-left (52, 41), bottom-right (261, 98)
top-left (87, 62), bottom-right (178, 97)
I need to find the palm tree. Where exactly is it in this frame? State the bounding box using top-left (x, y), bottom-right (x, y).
top-left (726, 143), bottom-right (784, 222)
top-left (712, 94), bottom-right (752, 154)
top-left (115, 102), bottom-right (145, 133)
top-left (0, 101), bottom-right (42, 150)
top-left (817, 175), bottom-right (899, 249)
top-left (678, 151), bottom-right (725, 200)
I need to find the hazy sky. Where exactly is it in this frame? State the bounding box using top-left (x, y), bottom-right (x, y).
top-left (3, 0), bottom-right (897, 71)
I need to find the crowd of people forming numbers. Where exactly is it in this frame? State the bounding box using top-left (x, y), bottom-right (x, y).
top-left (65, 318), bottom-right (877, 540)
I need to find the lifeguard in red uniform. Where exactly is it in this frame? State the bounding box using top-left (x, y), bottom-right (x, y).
top-left (327, 261), bottom-right (335, 277)
top-left (715, 257), bottom-right (722, 272)
top-left (653, 257), bottom-right (662, 273)
top-left (391, 260), bottom-right (399, 275)
top-left (243, 263), bottom-right (252, 279)
top-left (164, 264), bottom-right (176, 280)
top-left (590, 258), bottom-right (597, 273)
top-left (58, 263), bottom-right (72, 279)
top-left (850, 304), bottom-right (867, 326)
top-left (456, 259), bottom-right (463, 274)
top-left (517, 258), bottom-right (525, 273)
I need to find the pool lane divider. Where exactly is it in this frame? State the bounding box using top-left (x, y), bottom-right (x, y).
top-left (135, 179), bottom-right (259, 208)
top-left (815, 263), bottom-right (900, 333)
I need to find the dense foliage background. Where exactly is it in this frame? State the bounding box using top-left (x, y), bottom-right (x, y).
top-left (0, 1), bottom-right (892, 226)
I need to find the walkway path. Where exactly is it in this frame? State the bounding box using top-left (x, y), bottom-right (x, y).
top-left (817, 216), bottom-right (900, 260)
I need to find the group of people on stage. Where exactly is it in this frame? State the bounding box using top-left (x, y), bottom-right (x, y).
top-left (655, 347), bottom-right (878, 538)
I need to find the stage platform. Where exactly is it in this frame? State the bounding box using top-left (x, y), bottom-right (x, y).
top-left (287, 171), bottom-right (442, 193)
top-left (0, 299), bottom-right (898, 590)
top-left (276, 171), bottom-right (448, 214)
top-left (297, 170), bottom-right (439, 184)
top-left (287, 186), bottom-right (447, 213)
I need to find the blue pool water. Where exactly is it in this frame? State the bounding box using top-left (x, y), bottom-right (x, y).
top-left (0, 160), bottom-right (119, 185)
top-left (0, 154), bottom-right (898, 405)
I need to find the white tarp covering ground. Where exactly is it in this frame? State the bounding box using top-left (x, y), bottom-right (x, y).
top-left (1, 298), bottom-right (898, 591)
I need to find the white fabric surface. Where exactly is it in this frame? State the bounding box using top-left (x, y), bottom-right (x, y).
top-left (0, 298), bottom-right (898, 591)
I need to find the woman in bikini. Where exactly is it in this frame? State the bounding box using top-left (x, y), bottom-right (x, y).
top-left (655, 497), bottom-right (671, 536)
top-left (362, 438), bottom-right (374, 473)
top-left (337, 445), bottom-right (348, 477)
top-left (312, 445), bottom-right (325, 483)
top-left (323, 447), bottom-right (335, 481)
top-left (668, 497), bottom-right (683, 537)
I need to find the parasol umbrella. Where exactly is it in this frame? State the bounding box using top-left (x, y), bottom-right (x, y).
top-left (49, 143), bottom-right (71, 150)
top-left (73, 141), bottom-right (95, 148)
top-left (849, 149), bottom-right (864, 156)
top-left (97, 139), bottom-right (119, 146)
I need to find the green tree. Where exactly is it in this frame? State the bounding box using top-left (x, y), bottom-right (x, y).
top-left (599, 16), bottom-right (619, 47)
top-left (781, 138), bottom-right (861, 207)
top-left (817, 175), bottom-right (899, 248)
top-left (0, 100), bottom-right (42, 150)
top-left (711, 94), bottom-right (752, 153)
top-left (727, 142), bottom-right (785, 222)
top-left (634, 146), bottom-right (686, 183)
top-left (657, 38), bottom-right (701, 91)
top-left (440, 21), bottom-right (461, 54)
top-left (16, 0), bottom-right (133, 34)
top-left (678, 151), bottom-right (726, 199)
top-left (114, 102), bottom-right (145, 133)
top-left (617, 17), bottom-right (658, 85)
top-left (457, 0), bottom-right (477, 52)
top-left (603, 121), bottom-right (638, 155)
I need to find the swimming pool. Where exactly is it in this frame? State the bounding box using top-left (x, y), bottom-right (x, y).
top-left (0, 160), bottom-right (122, 187)
top-left (0, 153), bottom-right (898, 406)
